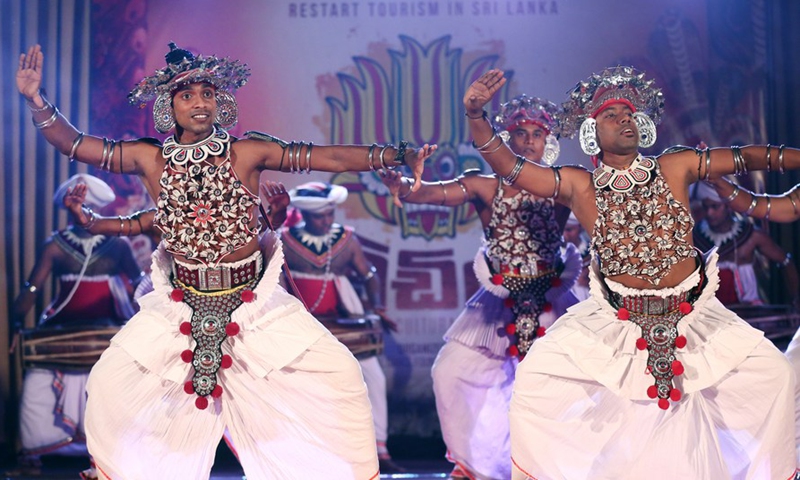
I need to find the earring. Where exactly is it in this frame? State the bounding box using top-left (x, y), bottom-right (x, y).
top-left (153, 93), bottom-right (175, 133)
top-left (215, 91), bottom-right (239, 130)
top-left (542, 133), bottom-right (560, 165)
top-left (633, 112), bottom-right (657, 148)
top-left (579, 118), bottom-right (600, 156)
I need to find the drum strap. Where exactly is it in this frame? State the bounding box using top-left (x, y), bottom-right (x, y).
top-left (259, 204), bottom-right (309, 310)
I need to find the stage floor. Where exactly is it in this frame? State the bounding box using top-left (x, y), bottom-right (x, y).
top-left (2, 457), bottom-right (453, 479)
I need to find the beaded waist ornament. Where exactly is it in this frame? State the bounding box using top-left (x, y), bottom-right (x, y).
top-left (169, 272), bottom-right (259, 410)
top-left (491, 259), bottom-right (564, 358)
top-left (605, 258), bottom-right (707, 409)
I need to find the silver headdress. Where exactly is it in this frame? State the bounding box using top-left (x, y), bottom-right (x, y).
top-left (128, 43), bottom-right (251, 132)
top-left (493, 94), bottom-right (562, 165)
top-left (558, 66), bottom-right (664, 151)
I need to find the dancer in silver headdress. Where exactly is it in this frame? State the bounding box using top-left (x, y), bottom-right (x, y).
top-left (382, 94), bottom-right (581, 479)
top-left (17, 43), bottom-right (435, 479)
top-left (464, 67), bottom-right (798, 479)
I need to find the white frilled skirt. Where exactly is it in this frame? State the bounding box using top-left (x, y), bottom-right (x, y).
top-left (85, 233), bottom-right (378, 480)
top-left (782, 326), bottom-right (800, 467)
top-left (509, 252), bottom-right (796, 480)
top-left (432, 245), bottom-right (581, 479)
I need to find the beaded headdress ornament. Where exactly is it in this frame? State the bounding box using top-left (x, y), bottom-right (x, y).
top-left (493, 94), bottom-right (561, 165)
top-left (128, 43), bottom-right (251, 133)
top-left (558, 66), bottom-right (664, 156)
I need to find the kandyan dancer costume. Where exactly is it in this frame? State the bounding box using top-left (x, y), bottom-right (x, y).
top-left (431, 96), bottom-right (581, 480)
top-left (16, 42), bottom-right (436, 479)
top-left (461, 66), bottom-right (796, 479)
top-left (506, 68), bottom-right (796, 480)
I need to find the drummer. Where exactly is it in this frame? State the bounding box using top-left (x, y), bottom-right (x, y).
top-left (9, 174), bottom-right (141, 477)
top-left (279, 181), bottom-right (403, 473)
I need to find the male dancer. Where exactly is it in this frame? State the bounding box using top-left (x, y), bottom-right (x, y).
top-left (464, 67), bottom-right (797, 479)
top-left (17, 43), bottom-right (434, 479)
top-left (382, 94), bottom-right (581, 479)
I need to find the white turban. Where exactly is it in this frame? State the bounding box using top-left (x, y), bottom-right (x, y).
top-left (53, 173), bottom-right (116, 209)
top-left (289, 182), bottom-right (348, 213)
top-left (690, 181), bottom-right (721, 203)
top-left (566, 212), bottom-right (580, 227)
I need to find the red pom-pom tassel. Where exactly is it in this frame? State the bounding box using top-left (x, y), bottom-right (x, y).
top-left (170, 288), bottom-right (184, 302)
top-left (679, 302), bottom-right (693, 315)
top-left (636, 338), bottom-right (648, 350)
top-left (507, 345), bottom-right (520, 357)
top-left (195, 396), bottom-right (209, 410)
top-left (491, 274), bottom-right (504, 285)
top-left (617, 308), bottom-right (629, 321)
top-left (675, 335), bottom-right (687, 349)
top-left (646, 385), bottom-right (658, 399)
top-left (221, 354), bottom-right (233, 369)
top-left (657, 398), bottom-right (670, 410)
top-left (179, 322), bottom-right (192, 336)
top-left (505, 323), bottom-right (517, 335)
top-left (211, 385), bottom-right (223, 398)
top-left (542, 302), bottom-right (553, 313)
top-left (536, 326), bottom-right (547, 337)
top-left (503, 297), bottom-right (515, 309)
top-left (672, 360), bottom-right (684, 376)
top-left (180, 349), bottom-right (193, 363)
top-left (670, 388), bottom-right (682, 402)
top-left (240, 289), bottom-right (255, 303)
top-left (184, 381), bottom-right (195, 395)
top-left (225, 322), bottom-right (240, 337)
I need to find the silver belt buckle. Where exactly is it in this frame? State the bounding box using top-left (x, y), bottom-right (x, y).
top-left (644, 297), bottom-right (665, 315)
top-left (200, 266), bottom-right (231, 291)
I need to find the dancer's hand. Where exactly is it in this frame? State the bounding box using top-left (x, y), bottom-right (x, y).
top-left (17, 45), bottom-right (45, 107)
top-left (464, 69), bottom-right (506, 117)
top-left (380, 170), bottom-right (406, 208)
top-left (404, 144), bottom-right (437, 195)
top-left (259, 180), bottom-right (289, 228)
top-left (63, 184), bottom-right (91, 225)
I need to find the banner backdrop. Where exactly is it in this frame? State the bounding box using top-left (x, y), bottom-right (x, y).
top-left (133, 0), bottom-right (775, 436)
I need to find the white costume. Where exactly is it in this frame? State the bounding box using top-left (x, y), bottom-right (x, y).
top-left (86, 235), bottom-right (379, 479)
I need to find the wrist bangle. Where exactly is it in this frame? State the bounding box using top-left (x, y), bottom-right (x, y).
top-left (398, 178), bottom-right (413, 199)
top-left (32, 107), bottom-right (59, 129)
top-left (723, 184), bottom-right (741, 203)
top-left (465, 110), bottom-right (487, 120)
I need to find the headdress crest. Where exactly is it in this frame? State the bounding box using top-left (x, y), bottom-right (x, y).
top-left (558, 66), bottom-right (664, 139)
top-left (492, 94), bottom-right (560, 134)
top-left (128, 43), bottom-right (250, 107)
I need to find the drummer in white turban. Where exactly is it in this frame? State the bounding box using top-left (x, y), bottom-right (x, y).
top-left (9, 174), bottom-right (140, 478)
top-left (280, 181), bottom-right (405, 472)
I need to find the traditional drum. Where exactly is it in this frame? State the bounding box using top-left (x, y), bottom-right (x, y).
top-left (317, 314), bottom-right (384, 358)
top-left (20, 326), bottom-right (120, 370)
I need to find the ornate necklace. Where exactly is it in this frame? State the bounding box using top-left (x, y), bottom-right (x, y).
top-left (63, 228), bottom-right (106, 256)
top-left (593, 154), bottom-right (656, 192)
top-left (699, 218), bottom-right (743, 247)
top-left (294, 224), bottom-right (344, 254)
top-left (162, 126), bottom-right (230, 166)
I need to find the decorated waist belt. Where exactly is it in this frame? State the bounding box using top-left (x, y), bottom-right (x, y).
top-left (605, 256), bottom-right (707, 410)
top-left (169, 257), bottom-right (262, 410)
top-left (490, 257), bottom-right (563, 358)
top-left (172, 254), bottom-right (262, 291)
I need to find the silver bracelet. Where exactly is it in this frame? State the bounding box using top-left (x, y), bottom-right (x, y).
top-left (723, 184), bottom-right (741, 203)
top-left (439, 180), bottom-right (448, 206)
top-left (398, 178), bottom-right (413, 199)
top-left (766, 144), bottom-right (772, 173)
top-left (32, 107), bottom-right (59, 129)
top-left (703, 148), bottom-right (712, 181)
top-left (69, 132), bottom-right (85, 161)
top-left (473, 132), bottom-right (498, 152)
top-left (455, 177), bottom-right (469, 203)
top-left (547, 167), bottom-right (562, 200)
top-left (778, 144), bottom-right (786, 174)
top-left (744, 195), bottom-right (759, 215)
top-left (304, 142), bottom-right (313, 174)
top-left (765, 197), bottom-right (772, 221)
top-left (503, 155), bottom-right (526, 186)
top-left (367, 144), bottom-right (377, 171)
